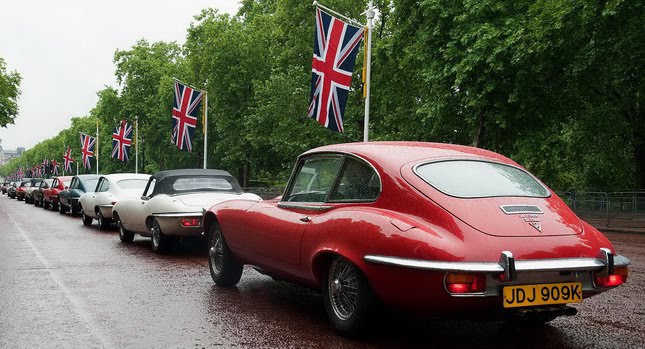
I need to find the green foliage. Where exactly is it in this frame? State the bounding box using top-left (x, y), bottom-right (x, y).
top-left (0, 57), bottom-right (21, 127)
top-left (2, 0), bottom-right (643, 191)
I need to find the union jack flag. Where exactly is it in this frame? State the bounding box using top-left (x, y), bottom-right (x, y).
top-left (80, 133), bottom-right (96, 170)
top-left (41, 158), bottom-right (49, 176)
top-left (172, 80), bottom-right (204, 152)
top-left (112, 120), bottom-right (133, 162)
top-left (17, 167), bottom-right (23, 179)
top-left (51, 160), bottom-right (60, 176)
top-left (63, 147), bottom-right (74, 173)
top-left (308, 8), bottom-right (364, 133)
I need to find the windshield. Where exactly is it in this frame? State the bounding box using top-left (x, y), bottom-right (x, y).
top-left (415, 160), bottom-right (550, 198)
top-left (84, 178), bottom-right (99, 191)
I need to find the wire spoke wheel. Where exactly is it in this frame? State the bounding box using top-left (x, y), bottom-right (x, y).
top-left (329, 257), bottom-right (361, 321)
top-left (209, 229), bottom-right (225, 275)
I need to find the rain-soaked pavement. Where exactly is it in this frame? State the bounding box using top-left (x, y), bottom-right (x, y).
top-left (1, 196), bottom-right (644, 349)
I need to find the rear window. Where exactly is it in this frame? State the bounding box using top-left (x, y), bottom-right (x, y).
top-left (415, 160), bottom-right (549, 198)
top-left (117, 179), bottom-right (149, 190)
top-left (173, 177), bottom-right (235, 192)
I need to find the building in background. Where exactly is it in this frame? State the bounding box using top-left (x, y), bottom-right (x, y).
top-left (0, 139), bottom-right (25, 165)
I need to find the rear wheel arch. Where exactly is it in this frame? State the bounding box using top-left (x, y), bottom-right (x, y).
top-left (312, 251), bottom-right (371, 289)
top-left (202, 212), bottom-right (219, 240)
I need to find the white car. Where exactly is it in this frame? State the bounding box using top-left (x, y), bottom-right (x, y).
top-left (79, 173), bottom-right (151, 229)
top-left (112, 169), bottom-right (261, 253)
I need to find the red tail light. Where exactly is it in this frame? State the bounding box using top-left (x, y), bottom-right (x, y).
top-left (594, 267), bottom-right (628, 288)
top-left (445, 273), bottom-right (486, 294)
top-left (180, 217), bottom-right (201, 227)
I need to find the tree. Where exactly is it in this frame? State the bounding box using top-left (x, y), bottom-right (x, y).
top-left (0, 57), bottom-right (21, 127)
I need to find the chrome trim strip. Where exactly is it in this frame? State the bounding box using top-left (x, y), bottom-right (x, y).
top-left (97, 205), bottom-right (114, 209)
top-left (277, 203), bottom-right (333, 211)
top-left (364, 255), bottom-right (504, 273)
top-left (152, 212), bottom-right (203, 218)
top-left (364, 253), bottom-right (631, 273)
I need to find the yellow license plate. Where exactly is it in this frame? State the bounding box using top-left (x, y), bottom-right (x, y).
top-left (503, 282), bottom-right (583, 308)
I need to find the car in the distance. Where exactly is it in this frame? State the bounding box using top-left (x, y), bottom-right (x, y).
top-left (59, 174), bottom-right (101, 215)
top-left (33, 179), bottom-right (53, 207)
top-left (24, 178), bottom-right (43, 204)
top-left (203, 141), bottom-right (630, 336)
top-left (42, 176), bottom-right (72, 210)
top-left (7, 182), bottom-right (18, 198)
top-left (79, 173), bottom-right (150, 229)
top-left (113, 169), bottom-right (261, 253)
top-left (15, 178), bottom-right (34, 201)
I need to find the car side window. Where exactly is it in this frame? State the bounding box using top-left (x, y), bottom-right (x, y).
top-left (144, 179), bottom-right (156, 197)
top-left (284, 156), bottom-right (343, 202)
top-left (329, 157), bottom-right (380, 202)
top-left (52, 179), bottom-right (58, 188)
top-left (97, 179), bottom-right (109, 192)
top-left (70, 178), bottom-right (78, 189)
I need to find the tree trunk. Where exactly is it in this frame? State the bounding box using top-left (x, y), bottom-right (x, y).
top-left (472, 112), bottom-right (485, 148)
top-left (635, 144), bottom-right (645, 190)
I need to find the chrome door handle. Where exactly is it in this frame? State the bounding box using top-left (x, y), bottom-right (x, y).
top-left (300, 216), bottom-right (310, 222)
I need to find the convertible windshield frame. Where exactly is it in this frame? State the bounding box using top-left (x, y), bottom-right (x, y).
top-left (413, 159), bottom-right (551, 199)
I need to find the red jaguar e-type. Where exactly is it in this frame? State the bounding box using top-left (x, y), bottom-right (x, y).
top-left (203, 142), bottom-right (630, 335)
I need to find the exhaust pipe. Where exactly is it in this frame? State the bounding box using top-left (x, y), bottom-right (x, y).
top-left (512, 305), bottom-right (578, 319)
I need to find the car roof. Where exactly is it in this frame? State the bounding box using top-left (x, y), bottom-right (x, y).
top-left (151, 169), bottom-right (232, 182)
top-left (303, 141), bottom-right (516, 168)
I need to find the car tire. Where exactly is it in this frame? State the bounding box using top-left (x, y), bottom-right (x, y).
top-left (43, 199), bottom-right (49, 209)
top-left (97, 211), bottom-right (111, 230)
top-left (323, 256), bottom-right (375, 337)
top-left (59, 202), bottom-right (68, 214)
top-left (117, 216), bottom-right (134, 243)
top-left (34, 198), bottom-right (40, 207)
top-left (151, 219), bottom-right (172, 254)
top-left (71, 202), bottom-right (80, 216)
top-left (81, 210), bottom-right (93, 226)
top-left (208, 222), bottom-right (243, 286)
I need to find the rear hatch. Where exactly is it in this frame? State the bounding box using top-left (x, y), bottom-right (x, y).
top-left (401, 160), bottom-right (582, 237)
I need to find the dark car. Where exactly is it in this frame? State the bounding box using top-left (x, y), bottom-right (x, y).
top-left (33, 179), bottom-right (54, 207)
top-left (7, 182), bottom-right (18, 198)
top-left (15, 178), bottom-right (34, 201)
top-left (59, 174), bottom-right (101, 215)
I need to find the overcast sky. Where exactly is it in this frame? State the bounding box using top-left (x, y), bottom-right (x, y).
top-left (0, 0), bottom-right (241, 151)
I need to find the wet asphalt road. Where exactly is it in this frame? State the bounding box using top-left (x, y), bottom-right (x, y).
top-left (1, 196), bottom-right (644, 349)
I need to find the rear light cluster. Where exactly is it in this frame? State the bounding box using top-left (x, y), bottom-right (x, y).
top-left (594, 267), bottom-right (628, 288)
top-left (180, 217), bottom-right (201, 227)
top-left (445, 273), bottom-right (486, 294)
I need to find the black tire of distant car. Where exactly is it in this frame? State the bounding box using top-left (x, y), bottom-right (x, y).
top-left (81, 210), bottom-right (93, 225)
top-left (151, 219), bottom-right (172, 254)
top-left (116, 215), bottom-right (134, 243)
top-left (97, 211), bottom-right (110, 230)
top-left (208, 222), bottom-right (243, 286)
top-left (323, 256), bottom-right (375, 337)
top-left (59, 202), bottom-right (68, 214)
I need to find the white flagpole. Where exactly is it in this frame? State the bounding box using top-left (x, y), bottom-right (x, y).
top-left (76, 161), bottom-right (79, 176)
top-left (96, 119), bottom-right (99, 174)
top-left (363, 1), bottom-right (374, 142)
top-left (135, 116), bottom-right (139, 174)
top-left (203, 91), bottom-right (208, 169)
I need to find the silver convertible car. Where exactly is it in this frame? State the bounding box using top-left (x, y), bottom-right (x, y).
top-left (112, 169), bottom-right (261, 254)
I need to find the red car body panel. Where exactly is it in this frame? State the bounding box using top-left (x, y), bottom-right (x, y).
top-left (204, 142), bottom-right (628, 315)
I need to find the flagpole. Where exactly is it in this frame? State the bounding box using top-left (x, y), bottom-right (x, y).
top-left (96, 118), bottom-right (99, 174)
top-left (135, 116), bottom-right (139, 174)
top-left (203, 91), bottom-right (208, 169)
top-left (363, 1), bottom-right (374, 142)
